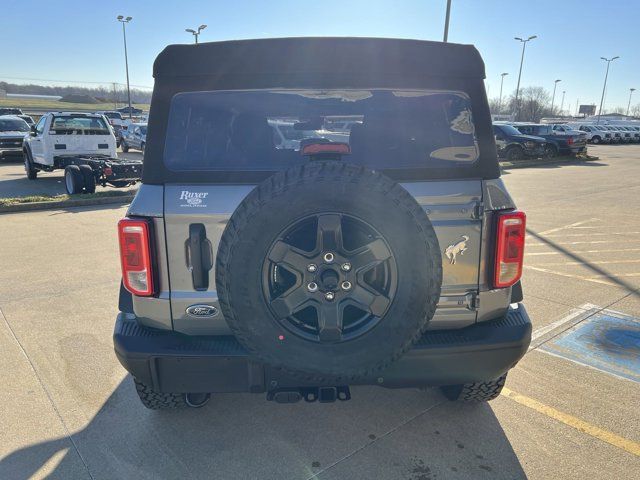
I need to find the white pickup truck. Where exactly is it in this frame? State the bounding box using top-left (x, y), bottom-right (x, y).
top-left (22, 112), bottom-right (142, 194)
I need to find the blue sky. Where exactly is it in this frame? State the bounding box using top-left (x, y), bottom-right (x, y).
top-left (2, 0), bottom-right (638, 111)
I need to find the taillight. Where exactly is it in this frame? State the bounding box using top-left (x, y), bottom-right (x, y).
top-left (567, 137), bottom-right (574, 145)
top-left (493, 211), bottom-right (526, 288)
top-left (118, 218), bottom-right (155, 296)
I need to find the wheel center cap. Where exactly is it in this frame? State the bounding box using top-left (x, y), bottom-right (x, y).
top-left (320, 268), bottom-right (340, 290)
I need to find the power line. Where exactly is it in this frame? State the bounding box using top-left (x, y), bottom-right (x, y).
top-left (0, 75), bottom-right (152, 89)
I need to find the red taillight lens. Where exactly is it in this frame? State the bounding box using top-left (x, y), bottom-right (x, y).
top-left (118, 218), bottom-right (155, 296)
top-left (301, 142), bottom-right (351, 156)
top-left (493, 211), bottom-right (526, 288)
top-left (567, 137), bottom-right (574, 145)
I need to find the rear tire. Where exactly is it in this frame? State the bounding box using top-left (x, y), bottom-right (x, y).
top-left (544, 144), bottom-right (558, 158)
top-left (591, 136), bottom-right (601, 144)
top-left (24, 150), bottom-right (37, 180)
top-left (440, 373), bottom-right (507, 402)
top-left (505, 146), bottom-right (523, 161)
top-left (133, 379), bottom-right (210, 410)
top-left (134, 379), bottom-right (188, 410)
top-left (64, 165), bottom-right (84, 195)
top-left (78, 165), bottom-right (96, 193)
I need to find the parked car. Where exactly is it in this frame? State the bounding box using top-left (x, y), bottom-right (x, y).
top-left (114, 37), bottom-right (531, 410)
top-left (513, 123), bottom-right (587, 157)
top-left (0, 115), bottom-right (30, 160)
top-left (599, 125), bottom-right (623, 143)
top-left (96, 111), bottom-right (125, 145)
top-left (120, 123), bottom-right (147, 153)
top-left (618, 126), bottom-right (640, 142)
top-left (551, 124), bottom-right (583, 135)
top-left (17, 114), bottom-right (35, 126)
top-left (22, 112), bottom-right (142, 193)
top-left (493, 123), bottom-right (546, 160)
top-left (0, 107), bottom-right (23, 116)
top-left (574, 124), bottom-right (612, 144)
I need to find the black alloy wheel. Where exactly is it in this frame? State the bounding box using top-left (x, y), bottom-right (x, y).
top-left (263, 213), bottom-right (397, 344)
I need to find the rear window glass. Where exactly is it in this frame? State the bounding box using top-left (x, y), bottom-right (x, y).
top-left (164, 89), bottom-right (479, 172)
top-left (50, 116), bottom-right (110, 135)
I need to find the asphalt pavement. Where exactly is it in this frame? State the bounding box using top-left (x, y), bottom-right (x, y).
top-left (0, 145), bottom-right (639, 479)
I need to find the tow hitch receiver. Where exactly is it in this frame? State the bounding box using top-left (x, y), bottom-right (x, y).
top-left (268, 386), bottom-right (351, 404)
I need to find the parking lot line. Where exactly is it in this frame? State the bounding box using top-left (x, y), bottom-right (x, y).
top-left (586, 272), bottom-right (640, 279)
top-left (526, 248), bottom-right (640, 256)
top-left (527, 240), bottom-right (640, 247)
top-left (531, 231), bottom-right (640, 238)
top-left (529, 304), bottom-right (596, 343)
top-left (501, 388), bottom-right (640, 457)
top-left (538, 219), bottom-right (601, 236)
top-left (532, 259), bottom-right (640, 267)
top-left (523, 266), bottom-right (618, 287)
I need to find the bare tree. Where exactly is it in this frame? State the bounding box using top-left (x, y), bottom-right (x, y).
top-left (504, 86), bottom-right (552, 122)
top-left (488, 97), bottom-right (502, 114)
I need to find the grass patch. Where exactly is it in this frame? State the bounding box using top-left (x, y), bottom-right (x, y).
top-left (0, 97), bottom-right (149, 113)
top-left (0, 190), bottom-right (134, 207)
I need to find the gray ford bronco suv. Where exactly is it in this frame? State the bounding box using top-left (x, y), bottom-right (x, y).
top-left (114, 38), bottom-right (531, 409)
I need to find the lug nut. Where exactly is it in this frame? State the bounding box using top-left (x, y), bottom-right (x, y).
top-left (341, 262), bottom-right (351, 272)
top-left (307, 263), bottom-right (317, 273)
top-left (325, 291), bottom-right (335, 301)
top-left (323, 252), bottom-right (335, 263)
top-left (341, 281), bottom-right (352, 291)
top-left (307, 282), bottom-right (318, 292)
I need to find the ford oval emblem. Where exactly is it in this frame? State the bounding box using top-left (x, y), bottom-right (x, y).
top-left (186, 304), bottom-right (219, 318)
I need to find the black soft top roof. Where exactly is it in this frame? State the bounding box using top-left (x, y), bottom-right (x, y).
top-left (153, 37), bottom-right (486, 80)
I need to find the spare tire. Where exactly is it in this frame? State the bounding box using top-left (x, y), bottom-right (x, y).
top-left (216, 162), bottom-right (442, 379)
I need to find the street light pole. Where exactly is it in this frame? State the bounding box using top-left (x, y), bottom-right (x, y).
top-left (498, 72), bottom-right (508, 113)
top-left (560, 90), bottom-right (566, 117)
top-left (597, 56), bottom-right (619, 124)
top-left (443, 0), bottom-right (452, 42)
top-left (513, 35), bottom-right (537, 120)
top-left (550, 79), bottom-right (561, 116)
top-left (116, 15), bottom-right (133, 119)
top-left (627, 88), bottom-right (636, 117)
top-left (186, 24), bottom-right (207, 44)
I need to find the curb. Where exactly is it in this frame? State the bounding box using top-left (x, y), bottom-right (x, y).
top-left (0, 194), bottom-right (135, 214)
top-left (501, 156), bottom-right (599, 170)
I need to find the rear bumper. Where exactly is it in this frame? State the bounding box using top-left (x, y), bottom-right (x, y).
top-left (114, 304), bottom-right (531, 393)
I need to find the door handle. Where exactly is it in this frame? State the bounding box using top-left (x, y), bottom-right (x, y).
top-left (186, 224), bottom-right (213, 291)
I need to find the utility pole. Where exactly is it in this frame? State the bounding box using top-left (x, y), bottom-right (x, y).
top-left (597, 56), bottom-right (619, 124)
top-left (560, 90), bottom-right (566, 117)
top-left (550, 79), bottom-right (561, 116)
top-left (186, 25), bottom-right (207, 44)
top-left (498, 72), bottom-right (508, 113)
top-left (627, 88), bottom-right (636, 116)
top-left (117, 16), bottom-right (133, 119)
top-left (443, 0), bottom-right (452, 42)
top-left (513, 35), bottom-right (537, 120)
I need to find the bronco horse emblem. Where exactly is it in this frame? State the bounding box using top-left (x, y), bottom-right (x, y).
top-left (444, 235), bottom-right (469, 264)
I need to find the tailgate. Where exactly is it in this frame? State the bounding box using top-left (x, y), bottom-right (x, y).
top-left (162, 180), bottom-right (484, 335)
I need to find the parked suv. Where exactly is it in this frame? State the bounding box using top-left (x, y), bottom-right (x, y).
top-left (114, 38), bottom-right (531, 410)
top-left (0, 115), bottom-right (30, 160)
top-left (513, 123), bottom-right (587, 156)
top-left (120, 123), bottom-right (147, 153)
top-left (493, 123), bottom-right (546, 160)
top-left (575, 124), bottom-right (612, 144)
